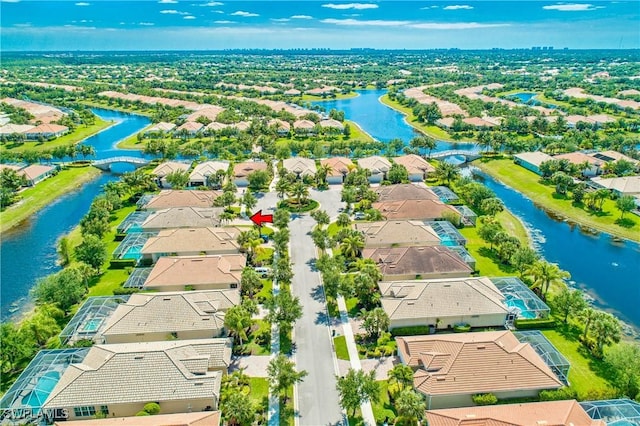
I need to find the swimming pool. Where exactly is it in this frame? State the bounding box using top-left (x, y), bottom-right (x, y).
top-left (505, 298), bottom-right (536, 319)
top-left (122, 246), bottom-right (142, 260)
top-left (21, 371), bottom-right (60, 413)
top-left (82, 318), bottom-right (102, 333)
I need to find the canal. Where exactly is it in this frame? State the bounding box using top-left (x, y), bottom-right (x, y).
top-left (0, 109), bottom-right (150, 320)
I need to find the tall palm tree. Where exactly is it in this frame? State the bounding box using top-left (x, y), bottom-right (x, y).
top-left (526, 260), bottom-right (570, 299)
top-left (315, 163), bottom-right (332, 187)
top-left (288, 181), bottom-right (309, 206)
top-left (336, 213), bottom-right (351, 228)
top-left (434, 161), bottom-right (461, 186)
top-left (340, 234), bottom-right (364, 259)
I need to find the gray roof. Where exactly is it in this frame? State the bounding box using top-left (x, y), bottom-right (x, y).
top-left (43, 339), bottom-right (231, 409)
top-left (379, 277), bottom-right (508, 321)
top-left (355, 220), bottom-right (441, 247)
top-left (363, 246), bottom-right (473, 277)
top-left (375, 184), bottom-right (440, 201)
top-left (141, 207), bottom-right (224, 230)
top-left (101, 290), bottom-right (240, 338)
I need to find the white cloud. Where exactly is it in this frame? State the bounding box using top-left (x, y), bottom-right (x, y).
top-left (230, 10), bottom-right (259, 17)
top-left (214, 20), bottom-right (235, 24)
top-left (75, 2), bottom-right (90, 6)
top-left (322, 3), bottom-right (378, 10)
top-left (542, 3), bottom-right (603, 11)
top-left (212, 10), bottom-right (223, 13)
top-left (183, 15), bottom-right (196, 19)
top-left (272, 18), bottom-right (290, 22)
top-left (291, 15), bottom-right (313, 19)
top-left (420, 5), bottom-right (439, 9)
top-left (139, 22), bottom-right (155, 26)
top-left (443, 5), bottom-right (473, 10)
top-left (158, 0), bottom-right (177, 3)
top-left (410, 22), bottom-right (510, 29)
top-left (321, 18), bottom-right (409, 26)
top-left (160, 9), bottom-right (189, 14)
top-left (203, 1), bottom-right (223, 5)
top-left (1, 0), bottom-right (21, 3)
top-left (14, 23), bottom-right (32, 27)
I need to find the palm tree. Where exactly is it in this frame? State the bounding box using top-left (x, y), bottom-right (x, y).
top-left (395, 389), bottom-right (426, 426)
top-left (223, 305), bottom-right (251, 345)
top-left (590, 311), bottom-right (621, 357)
top-left (288, 181), bottom-right (309, 206)
top-left (336, 213), bottom-right (351, 228)
top-left (434, 161), bottom-right (461, 186)
top-left (315, 163), bottom-right (332, 187)
top-left (580, 307), bottom-right (597, 341)
top-left (387, 364), bottom-right (414, 390)
top-left (526, 260), bottom-right (571, 300)
top-left (340, 234), bottom-right (364, 259)
top-left (275, 177), bottom-right (290, 199)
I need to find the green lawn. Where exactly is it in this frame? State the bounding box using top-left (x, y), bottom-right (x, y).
top-left (1, 118), bottom-right (112, 153)
top-left (346, 120), bottom-right (373, 142)
top-left (1, 166), bottom-right (102, 233)
top-left (542, 328), bottom-right (613, 399)
top-left (300, 92), bottom-right (359, 101)
top-left (333, 336), bottom-right (350, 360)
top-left (475, 158), bottom-right (639, 242)
top-left (249, 377), bottom-right (270, 407)
top-left (347, 380), bottom-right (396, 426)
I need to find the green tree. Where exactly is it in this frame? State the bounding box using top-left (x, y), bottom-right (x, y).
top-left (30, 267), bottom-right (87, 313)
top-left (265, 290), bottom-right (303, 334)
top-left (590, 311), bottom-right (621, 357)
top-left (240, 267), bottom-right (261, 299)
top-left (434, 161), bottom-right (460, 186)
top-left (552, 288), bottom-right (587, 324)
top-left (247, 170), bottom-right (271, 192)
top-left (214, 191), bottom-right (236, 209)
top-left (311, 209), bottom-right (331, 228)
top-left (409, 135), bottom-right (437, 157)
top-left (311, 227), bottom-right (330, 251)
top-left (273, 208), bottom-right (290, 229)
top-left (336, 369), bottom-right (380, 417)
top-left (241, 191), bottom-right (257, 217)
top-left (480, 197), bottom-right (504, 216)
top-left (336, 213), bottom-right (351, 228)
top-left (75, 234), bottom-right (108, 271)
top-left (526, 260), bottom-right (571, 300)
top-left (580, 307), bottom-right (597, 341)
top-left (224, 305), bottom-right (252, 346)
top-left (267, 354), bottom-right (308, 402)
top-left (362, 307), bottom-right (390, 340)
top-left (552, 171), bottom-right (573, 196)
top-left (387, 163), bottom-right (409, 184)
top-left (616, 195), bottom-right (636, 219)
top-left (510, 246), bottom-right (539, 277)
top-left (0, 322), bottom-right (36, 374)
top-left (395, 389), bottom-right (426, 426)
top-left (387, 364), bottom-right (414, 391)
top-left (21, 308), bottom-right (62, 346)
top-left (57, 236), bottom-right (72, 266)
top-left (340, 233), bottom-right (364, 260)
top-left (165, 169), bottom-right (190, 189)
top-left (604, 343), bottom-right (640, 399)
top-left (288, 181), bottom-right (309, 205)
top-left (478, 220), bottom-right (503, 250)
top-left (222, 392), bottom-right (255, 426)
top-left (275, 177), bottom-right (290, 199)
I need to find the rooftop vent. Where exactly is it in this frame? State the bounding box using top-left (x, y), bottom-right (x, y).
top-left (134, 355), bottom-right (144, 360)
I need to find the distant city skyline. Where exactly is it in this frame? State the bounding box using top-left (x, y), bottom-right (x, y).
top-left (1, 1), bottom-right (639, 51)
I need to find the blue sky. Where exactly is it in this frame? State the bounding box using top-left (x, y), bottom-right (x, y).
top-left (1, 1), bottom-right (639, 51)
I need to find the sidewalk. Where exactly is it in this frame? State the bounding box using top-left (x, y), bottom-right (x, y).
top-left (268, 277), bottom-right (280, 426)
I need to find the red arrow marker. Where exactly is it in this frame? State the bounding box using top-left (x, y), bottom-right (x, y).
top-left (250, 209), bottom-right (273, 227)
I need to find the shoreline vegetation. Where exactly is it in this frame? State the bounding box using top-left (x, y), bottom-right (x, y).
top-left (474, 157), bottom-right (640, 243)
top-left (0, 165), bottom-right (102, 234)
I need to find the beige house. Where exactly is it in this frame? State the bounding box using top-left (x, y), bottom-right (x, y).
top-left (374, 184), bottom-right (439, 202)
top-left (24, 123), bottom-right (69, 140)
top-left (151, 161), bottom-right (191, 188)
top-left (141, 227), bottom-right (240, 263)
top-left (189, 161), bottom-right (230, 187)
top-left (268, 119), bottom-right (291, 135)
top-left (143, 121), bottom-right (176, 136)
top-left (143, 190), bottom-right (220, 210)
top-left (357, 156), bottom-right (392, 183)
top-left (20, 164), bottom-right (56, 186)
top-left (379, 277), bottom-right (508, 330)
top-left (293, 119), bottom-right (316, 134)
top-left (141, 207), bottom-right (224, 232)
top-left (57, 411), bottom-right (221, 426)
top-left (355, 220), bottom-right (441, 248)
top-left (554, 152), bottom-right (603, 177)
top-left (321, 157), bottom-right (354, 184)
top-left (42, 339), bottom-right (232, 421)
top-left (175, 121), bottom-right (204, 137)
top-left (143, 255), bottom-right (246, 291)
top-left (591, 175), bottom-right (640, 197)
top-left (425, 400), bottom-right (605, 426)
top-left (373, 199), bottom-right (462, 221)
top-left (283, 157), bottom-right (317, 178)
top-left (513, 152), bottom-right (554, 175)
top-left (363, 246), bottom-right (472, 281)
top-left (233, 161), bottom-right (269, 187)
top-left (396, 331), bottom-right (563, 409)
top-left (319, 118), bottom-right (344, 131)
top-left (591, 150), bottom-right (640, 167)
top-left (101, 289), bottom-right (240, 343)
top-left (393, 155), bottom-right (435, 181)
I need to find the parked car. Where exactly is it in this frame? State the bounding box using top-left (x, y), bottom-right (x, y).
top-left (254, 267), bottom-right (271, 278)
top-left (354, 212), bottom-right (365, 220)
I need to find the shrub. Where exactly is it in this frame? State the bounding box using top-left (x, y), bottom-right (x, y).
top-left (539, 387), bottom-right (577, 401)
top-left (472, 393), bottom-right (498, 405)
top-left (143, 402), bottom-right (160, 415)
top-left (109, 259), bottom-right (137, 269)
top-left (514, 318), bottom-right (556, 330)
top-left (387, 382), bottom-right (402, 401)
top-left (113, 287), bottom-right (140, 295)
top-left (391, 326), bottom-right (431, 336)
top-left (136, 411), bottom-right (150, 416)
top-left (453, 323), bottom-right (471, 333)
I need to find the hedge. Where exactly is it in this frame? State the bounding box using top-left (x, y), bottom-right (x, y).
top-left (453, 323), bottom-right (471, 333)
top-left (514, 318), bottom-right (556, 330)
top-left (391, 326), bottom-right (431, 336)
top-left (109, 258), bottom-right (137, 269)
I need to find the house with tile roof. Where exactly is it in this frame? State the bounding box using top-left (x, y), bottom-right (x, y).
top-left (396, 330), bottom-right (563, 409)
top-left (373, 199), bottom-right (462, 221)
top-left (20, 164), bottom-right (56, 186)
top-left (363, 246), bottom-right (472, 281)
top-left (141, 227), bottom-right (240, 263)
top-left (188, 161), bottom-right (230, 187)
top-left (374, 184), bottom-right (439, 202)
top-left (283, 157), bottom-right (317, 178)
top-left (141, 207), bottom-right (224, 232)
top-left (513, 151), bottom-right (554, 175)
top-left (425, 399), bottom-right (605, 426)
top-left (268, 119), bottom-right (291, 136)
top-left (591, 175), bottom-right (640, 197)
top-left (101, 289), bottom-right (240, 343)
top-left (355, 220), bottom-right (441, 248)
top-left (42, 339), bottom-right (231, 421)
top-left (553, 152), bottom-right (604, 177)
top-left (144, 121), bottom-right (176, 136)
top-left (142, 190), bottom-right (220, 211)
top-left (175, 121), bottom-right (204, 137)
top-left (24, 123), bottom-right (69, 140)
top-left (0, 123), bottom-right (35, 136)
top-left (590, 150), bottom-right (640, 168)
top-left (357, 156), bottom-right (392, 183)
top-left (151, 161), bottom-right (191, 188)
top-left (321, 157), bottom-right (354, 184)
top-left (379, 277), bottom-right (508, 330)
top-left (392, 155), bottom-right (435, 181)
top-left (143, 255), bottom-right (245, 292)
top-left (293, 119), bottom-right (316, 134)
top-left (58, 411), bottom-right (221, 426)
top-left (233, 161), bottom-right (269, 187)
top-left (319, 119), bottom-right (344, 132)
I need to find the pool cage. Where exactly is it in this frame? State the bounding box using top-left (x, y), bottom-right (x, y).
top-left (448, 245), bottom-right (476, 269)
top-left (425, 220), bottom-right (467, 247)
top-left (112, 232), bottom-right (156, 261)
top-left (136, 194), bottom-right (154, 209)
top-left (116, 211), bottom-right (152, 234)
top-left (123, 267), bottom-right (153, 289)
top-left (59, 296), bottom-right (129, 345)
top-left (580, 399), bottom-right (640, 425)
top-left (513, 330), bottom-right (570, 385)
top-left (430, 186), bottom-right (460, 203)
top-left (0, 348), bottom-right (90, 425)
top-left (492, 276), bottom-right (550, 319)
top-left (454, 205), bottom-right (478, 226)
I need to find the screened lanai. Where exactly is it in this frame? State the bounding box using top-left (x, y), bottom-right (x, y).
top-left (430, 186), bottom-right (459, 203)
top-left (492, 276), bottom-right (550, 319)
top-left (112, 231), bottom-right (156, 261)
top-left (580, 399), bottom-right (640, 425)
top-left (425, 220), bottom-right (467, 247)
top-left (58, 296), bottom-right (129, 345)
top-left (123, 267), bottom-right (153, 289)
top-left (513, 330), bottom-right (570, 385)
top-left (116, 210), bottom-right (151, 234)
top-left (0, 349), bottom-right (90, 425)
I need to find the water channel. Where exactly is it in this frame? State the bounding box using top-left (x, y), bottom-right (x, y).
top-left (0, 108), bottom-right (151, 320)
